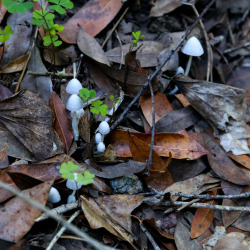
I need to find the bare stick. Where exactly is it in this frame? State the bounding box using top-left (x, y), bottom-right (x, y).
top-left (101, 7), bottom-right (129, 48)
top-left (224, 41), bottom-right (250, 54)
top-left (146, 82), bottom-right (155, 174)
top-left (110, 0), bottom-right (216, 131)
top-left (144, 198), bottom-right (250, 212)
top-left (170, 191), bottom-right (250, 200)
top-left (46, 210), bottom-right (80, 250)
top-left (0, 181), bottom-right (113, 250)
top-left (139, 223), bottom-right (161, 250)
top-left (28, 71), bottom-right (74, 77)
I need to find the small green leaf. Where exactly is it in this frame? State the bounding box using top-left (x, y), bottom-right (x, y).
top-left (91, 100), bottom-right (102, 108)
top-left (60, 0), bottom-right (74, 9)
top-left (50, 5), bottom-right (66, 14)
top-left (4, 26), bottom-right (13, 35)
top-left (54, 24), bottom-right (64, 32)
top-left (31, 18), bottom-right (44, 26)
top-left (59, 161), bottom-right (79, 180)
top-left (99, 105), bottom-right (108, 116)
top-left (89, 89), bottom-right (96, 98)
top-left (76, 171), bottom-right (95, 185)
top-left (54, 40), bottom-right (62, 47)
top-left (45, 13), bottom-right (55, 21)
top-left (48, 0), bottom-right (60, 4)
top-left (79, 88), bottom-right (90, 101)
top-left (90, 108), bottom-right (99, 114)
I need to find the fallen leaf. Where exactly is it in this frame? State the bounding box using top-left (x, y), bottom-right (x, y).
top-left (77, 25), bottom-right (110, 65)
top-left (205, 133), bottom-right (250, 185)
top-left (59, 0), bottom-right (123, 44)
top-left (21, 46), bottom-right (53, 102)
top-left (139, 92), bottom-right (173, 126)
top-left (0, 54), bottom-right (29, 73)
top-left (106, 41), bottom-right (165, 68)
top-left (0, 147), bottom-right (8, 169)
top-left (150, 0), bottom-right (183, 17)
top-left (227, 152), bottom-right (250, 170)
top-left (0, 90), bottom-right (64, 161)
top-left (0, 84), bottom-right (13, 101)
top-left (155, 105), bottom-right (201, 133)
top-left (222, 199), bottom-right (241, 228)
top-left (49, 91), bottom-right (73, 154)
top-left (108, 130), bottom-right (212, 160)
top-left (0, 180), bottom-right (53, 242)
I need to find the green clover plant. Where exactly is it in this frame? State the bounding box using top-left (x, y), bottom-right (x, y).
top-left (131, 31), bottom-right (145, 48)
top-left (90, 100), bottom-right (108, 116)
top-left (3, 0), bottom-right (74, 48)
top-left (59, 161), bottom-right (95, 186)
top-left (0, 26), bottom-right (14, 42)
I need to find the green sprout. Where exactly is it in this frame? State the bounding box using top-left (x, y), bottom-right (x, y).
top-left (109, 95), bottom-right (121, 108)
top-left (59, 161), bottom-right (95, 186)
top-left (131, 31), bottom-right (145, 48)
top-left (0, 26), bottom-right (14, 42)
top-left (79, 88), bottom-right (96, 102)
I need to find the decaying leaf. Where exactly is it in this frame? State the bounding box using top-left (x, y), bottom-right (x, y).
top-left (108, 130), bottom-right (212, 160)
top-left (0, 90), bottom-right (64, 161)
top-left (150, 0), bottom-right (183, 17)
top-left (174, 75), bottom-right (250, 155)
top-left (59, 0), bottom-right (123, 44)
top-left (49, 92), bottom-right (73, 154)
top-left (0, 54), bottom-right (29, 73)
top-left (0, 180), bottom-right (53, 242)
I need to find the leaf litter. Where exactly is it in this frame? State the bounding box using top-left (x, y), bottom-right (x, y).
top-left (0, 0), bottom-right (249, 249)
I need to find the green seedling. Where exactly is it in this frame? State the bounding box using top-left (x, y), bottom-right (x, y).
top-left (49, 0), bottom-right (74, 14)
top-left (59, 161), bottom-right (95, 186)
top-left (0, 26), bottom-right (13, 42)
top-left (79, 88), bottom-right (96, 102)
top-left (109, 95), bottom-right (121, 108)
top-left (91, 100), bottom-right (108, 116)
top-left (132, 31), bottom-right (145, 48)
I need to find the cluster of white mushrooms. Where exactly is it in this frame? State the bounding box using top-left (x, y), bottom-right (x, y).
top-left (95, 121), bottom-right (110, 153)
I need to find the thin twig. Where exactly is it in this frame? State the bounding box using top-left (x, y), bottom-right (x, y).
top-left (35, 201), bottom-right (80, 222)
top-left (101, 7), bottom-right (129, 48)
top-left (0, 181), bottom-right (112, 250)
top-left (146, 81), bottom-right (155, 174)
top-left (223, 41), bottom-right (250, 54)
top-left (144, 198), bottom-right (250, 212)
top-left (171, 191), bottom-right (250, 200)
top-left (191, 5), bottom-right (213, 81)
top-left (46, 210), bottom-right (80, 250)
top-left (110, 0), bottom-right (216, 131)
top-left (139, 223), bottom-right (161, 250)
top-left (28, 71), bottom-right (74, 77)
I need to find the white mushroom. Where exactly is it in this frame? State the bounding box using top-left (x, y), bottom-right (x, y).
top-left (66, 94), bottom-right (84, 141)
top-left (66, 173), bottom-right (82, 203)
top-left (97, 142), bottom-right (106, 153)
top-left (95, 132), bottom-right (103, 143)
top-left (181, 37), bottom-right (204, 76)
top-left (176, 66), bottom-right (184, 75)
top-left (66, 78), bottom-right (82, 95)
top-left (98, 121), bottom-right (110, 135)
top-left (48, 187), bottom-right (61, 203)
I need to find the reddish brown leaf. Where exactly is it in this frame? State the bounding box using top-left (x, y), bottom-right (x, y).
top-left (49, 91), bottom-right (73, 154)
top-left (139, 92), bottom-right (173, 126)
top-left (227, 152), bottom-right (250, 170)
top-left (129, 133), bottom-right (167, 172)
top-left (0, 180), bottom-right (53, 242)
top-left (0, 145), bottom-right (8, 169)
top-left (190, 199), bottom-right (218, 238)
top-left (59, 0), bottom-right (123, 44)
top-left (108, 130), bottom-right (212, 160)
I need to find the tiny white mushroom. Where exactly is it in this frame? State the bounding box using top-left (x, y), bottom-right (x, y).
top-left (66, 94), bottom-right (84, 140)
top-left (97, 142), bottom-right (106, 153)
top-left (181, 37), bottom-right (204, 76)
top-left (167, 66), bottom-right (184, 95)
top-left (66, 78), bottom-right (82, 95)
top-left (176, 66), bottom-right (184, 75)
top-left (98, 121), bottom-right (110, 135)
top-left (48, 187), bottom-right (61, 203)
top-left (66, 173), bottom-right (82, 203)
top-left (67, 194), bottom-right (76, 204)
top-left (95, 132), bottom-right (103, 143)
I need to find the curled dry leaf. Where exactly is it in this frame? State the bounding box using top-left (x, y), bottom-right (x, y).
top-left (0, 54), bottom-right (29, 73)
top-left (150, 0), bottom-right (183, 17)
top-left (59, 0), bottom-right (123, 44)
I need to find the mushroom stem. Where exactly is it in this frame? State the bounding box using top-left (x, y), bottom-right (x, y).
top-left (71, 111), bottom-right (80, 141)
top-left (184, 56), bottom-right (193, 76)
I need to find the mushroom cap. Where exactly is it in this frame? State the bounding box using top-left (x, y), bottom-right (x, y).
top-left (48, 187), bottom-right (61, 203)
top-left (97, 142), bottom-right (106, 153)
top-left (98, 121), bottom-right (110, 135)
top-left (66, 94), bottom-right (83, 111)
top-left (95, 133), bottom-right (103, 143)
top-left (181, 37), bottom-right (204, 56)
top-left (66, 78), bottom-right (82, 95)
top-left (176, 66), bottom-right (184, 75)
top-left (66, 178), bottom-right (82, 190)
top-left (73, 109), bottom-right (85, 118)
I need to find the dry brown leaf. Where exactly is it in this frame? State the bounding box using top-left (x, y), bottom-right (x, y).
top-left (81, 195), bottom-right (142, 247)
top-left (0, 90), bottom-right (64, 161)
top-left (49, 91), bottom-right (73, 154)
top-left (0, 54), bottom-right (29, 73)
top-left (59, 0), bottom-right (123, 44)
top-left (0, 180), bottom-right (53, 242)
top-left (222, 199), bottom-right (241, 228)
top-left (0, 147), bottom-right (8, 169)
top-left (108, 130), bottom-right (212, 160)
top-left (150, 0), bottom-right (183, 17)
top-left (139, 92), bottom-right (173, 126)
top-left (227, 152), bottom-right (250, 170)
